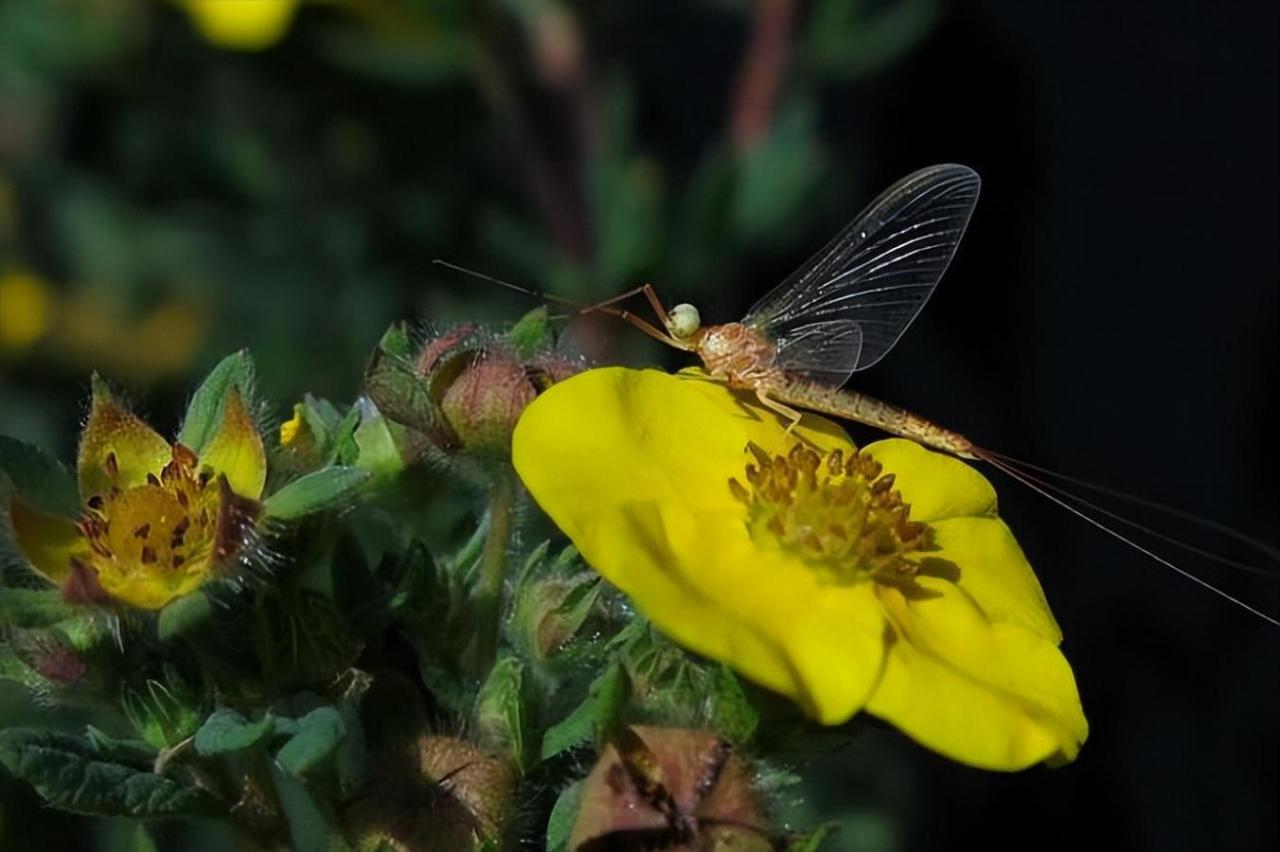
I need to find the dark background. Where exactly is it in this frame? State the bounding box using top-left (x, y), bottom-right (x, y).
top-left (1, 1), bottom-right (1275, 850)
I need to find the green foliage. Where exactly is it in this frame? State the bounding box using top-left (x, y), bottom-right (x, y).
top-left (262, 467), bottom-right (373, 519)
top-left (0, 436), bottom-right (79, 516)
top-left (0, 729), bottom-right (224, 819)
top-left (178, 350), bottom-right (258, 454)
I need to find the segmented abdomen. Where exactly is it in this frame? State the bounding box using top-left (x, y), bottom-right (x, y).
top-left (768, 379), bottom-right (974, 458)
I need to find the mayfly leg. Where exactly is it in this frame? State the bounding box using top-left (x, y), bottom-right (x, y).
top-left (754, 387), bottom-right (803, 435)
top-left (579, 284), bottom-right (696, 352)
top-left (581, 283), bottom-right (674, 328)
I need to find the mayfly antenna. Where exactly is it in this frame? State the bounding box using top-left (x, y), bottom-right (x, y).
top-left (432, 259), bottom-right (581, 311)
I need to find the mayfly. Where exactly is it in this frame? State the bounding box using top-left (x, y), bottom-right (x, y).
top-left (552, 164), bottom-right (1279, 626)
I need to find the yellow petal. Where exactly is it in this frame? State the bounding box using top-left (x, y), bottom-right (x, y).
top-left (198, 389), bottom-right (267, 499)
top-left (94, 556), bottom-right (214, 610)
top-left (515, 369), bottom-right (888, 720)
top-left (864, 439), bottom-right (997, 522)
top-left (179, 0), bottom-right (302, 52)
top-left (866, 578), bottom-right (1087, 770)
top-left (930, 516), bottom-right (1061, 642)
top-left (78, 381), bottom-right (172, 498)
top-left (7, 498), bottom-right (86, 586)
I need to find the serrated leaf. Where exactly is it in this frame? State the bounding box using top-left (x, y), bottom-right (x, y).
top-left (263, 467), bottom-right (372, 519)
top-left (178, 350), bottom-right (256, 454)
top-left (0, 436), bottom-right (78, 516)
top-left (546, 781), bottom-right (584, 852)
top-left (0, 729), bottom-right (224, 818)
top-left (194, 709), bottom-right (275, 756)
top-left (275, 706), bottom-right (347, 777)
top-left (540, 661), bottom-right (629, 760)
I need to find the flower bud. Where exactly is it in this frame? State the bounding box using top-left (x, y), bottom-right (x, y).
top-left (571, 725), bottom-right (772, 851)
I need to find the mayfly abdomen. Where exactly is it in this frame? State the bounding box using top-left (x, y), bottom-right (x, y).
top-left (771, 379), bottom-right (975, 458)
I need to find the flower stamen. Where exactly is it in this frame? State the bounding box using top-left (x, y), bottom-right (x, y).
top-left (730, 441), bottom-right (935, 583)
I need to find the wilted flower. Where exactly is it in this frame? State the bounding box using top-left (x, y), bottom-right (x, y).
top-left (6, 377), bottom-right (265, 610)
top-left (513, 368), bottom-right (1088, 770)
top-left (571, 725), bottom-right (771, 852)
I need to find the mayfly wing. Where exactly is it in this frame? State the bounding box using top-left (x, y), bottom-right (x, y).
top-left (744, 164), bottom-right (981, 386)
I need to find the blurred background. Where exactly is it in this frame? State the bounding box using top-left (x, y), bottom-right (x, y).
top-left (0, 1), bottom-right (1275, 850)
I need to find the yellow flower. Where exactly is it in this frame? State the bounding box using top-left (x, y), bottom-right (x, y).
top-left (512, 368), bottom-right (1088, 770)
top-left (8, 379), bottom-right (266, 610)
top-left (0, 269), bottom-right (53, 352)
top-left (178, 0), bottom-right (303, 52)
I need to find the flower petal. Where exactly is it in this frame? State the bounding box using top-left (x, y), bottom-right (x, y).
top-left (514, 368), bottom-right (887, 721)
top-left (864, 439), bottom-right (996, 522)
top-left (94, 557), bottom-right (213, 610)
top-left (866, 578), bottom-right (1087, 770)
top-left (930, 516), bottom-right (1061, 642)
top-left (7, 498), bottom-right (86, 586)
top-left (198, 389), bottom-right (267, 499)
top-left (77, 379), bottom-right (172, 498)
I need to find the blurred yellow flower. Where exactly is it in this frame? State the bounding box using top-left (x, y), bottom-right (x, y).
top-left (513, 368), bottom-right (1088, 770)
top-left (0, 269), bottom-right (53, 352)
top-left (178, 0), bottom-right (303, 52)
top-left (8, 379), bottom-right (265, 610)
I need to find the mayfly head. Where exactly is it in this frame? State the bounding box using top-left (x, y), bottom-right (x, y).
top-left (666, 303), bottom-right (702, 340)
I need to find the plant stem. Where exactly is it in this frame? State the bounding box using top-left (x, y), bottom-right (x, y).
top-left (473, 473), bottom-right (515, 671)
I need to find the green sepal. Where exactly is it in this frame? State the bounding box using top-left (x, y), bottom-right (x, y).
top-left (786, 822), bottom-right (841, 852)
top-left (506, 306), bottom-right (553, 359)
top-left (0, 436), bottom-right (78, 517)
top-left (540, 660), bottom-right (630, 760)
top-left (353, 408), bottom-right (403, 480)
top-left (178, 350), bottom-right (257, 454)
top-left (0, 728), bottom-right (225, 819)
top-left (708, 664), bottom-right (759, 746)
top-left (475, 656), bottom-right (527, 769)
top-left (377, 321), bottom-right (414, 360)
top-left (263, 467), bottom-right (372, 519)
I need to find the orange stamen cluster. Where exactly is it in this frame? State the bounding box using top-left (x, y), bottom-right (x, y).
top-left (729, 442), bottom-right (934, 582)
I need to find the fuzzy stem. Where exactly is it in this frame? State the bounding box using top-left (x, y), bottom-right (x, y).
top-left (473, 473), bottom-right (515, 670)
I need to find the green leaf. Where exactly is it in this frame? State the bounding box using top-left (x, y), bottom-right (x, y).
top-left (506, 306), bottom-right (553, 358)
top-left (0, 436), bottom-right (78, 516)
top-left (275, 706), bottom-right (347, 777)
top-left (0, 729), bottom-right (224, 818)
top-left (545, 781), bottom-right (584, 852)
top-left (708, 665), bottom-right (759, 745)
top-left (364, 348), bottom-right (438, 435)
top-left (326, 406), bottom-right (361, 466)
top-left (786, 822), bottom-right (841, 852)
top-left (156, 591), bottom-right (214, 640)
top-left (540, 661), bottom-right (630, 760)
top-left (178, 350), bottom-right (257, 454)
top-left (194, 709), bottom-right (275, 756)
top-left (271, 764), bottom-right (353, 852)
top-left (0, 587), bottom-right (76, 629)
top-left (84, 727), bottom-right (157, 765)
top-left (263, 467), bottom-right (372, 519)
top-left (475, 656), bottom-right (526, 768)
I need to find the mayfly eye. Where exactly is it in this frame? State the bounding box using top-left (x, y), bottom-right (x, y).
top-left (669, 304), bottom-right (701, 338)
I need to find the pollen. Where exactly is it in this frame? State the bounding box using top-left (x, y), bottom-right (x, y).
top-left (729, 442), bottom-right (934, 583)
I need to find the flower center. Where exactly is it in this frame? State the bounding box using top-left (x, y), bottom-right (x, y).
top-left (77, 445), bottom-right (220, 584)
top-left (729, 442), bottom-right (934, 583)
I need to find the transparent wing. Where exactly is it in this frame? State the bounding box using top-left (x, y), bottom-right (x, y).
top-left (770, 319), bottom-right (863, 386)
top-left (744, 164), bottom-right (981, 384)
